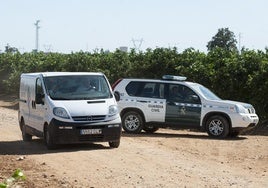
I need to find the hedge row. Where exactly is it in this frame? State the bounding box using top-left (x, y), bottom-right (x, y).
top-left (0, 47), bottom-right (267, 120)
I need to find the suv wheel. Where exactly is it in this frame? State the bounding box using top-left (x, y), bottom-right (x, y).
top-left (229, 130), bottom-right (240, 137)
top-left (122, 111), bottom-right (144, 133)
top-left (206, 115), bottom-right (230, 138)
top-left (143, 125), bottom-right (159, 133)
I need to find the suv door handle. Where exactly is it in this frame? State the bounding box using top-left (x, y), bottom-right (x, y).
top-left (167, 101), bottom-right (176, 105)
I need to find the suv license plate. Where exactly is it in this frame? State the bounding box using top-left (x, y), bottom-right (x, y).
top-left (80, 129), bottom-right (102, 135)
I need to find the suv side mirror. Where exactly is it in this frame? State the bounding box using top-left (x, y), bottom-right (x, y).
top-left (36, 93), bottom-right (45, 105)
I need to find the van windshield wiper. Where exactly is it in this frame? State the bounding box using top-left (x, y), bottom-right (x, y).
top-left (52, 97), bottom-right (71, 100)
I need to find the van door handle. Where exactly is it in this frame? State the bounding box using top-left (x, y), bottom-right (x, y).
top-left (32, 101), bottom-right (36, 109)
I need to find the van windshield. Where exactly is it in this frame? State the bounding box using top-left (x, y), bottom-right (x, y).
top-left (191, 84), bottom-right (221, 100)
top-left (44, 75), bottom-right (112, 100)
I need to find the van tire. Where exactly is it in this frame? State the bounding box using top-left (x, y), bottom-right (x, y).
top-left (206, 115), bottom-right (230, 138)
top-left (109, 140), bottom-right (120, 148)
top-left (21, 119), bottom-right (32, 141)
top-left (44, 125), bottom-right (56, 150)
top-left (122, 111), bottom-right (144, 133)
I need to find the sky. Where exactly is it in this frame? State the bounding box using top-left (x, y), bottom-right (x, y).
top-left (0, 0), bottom-right (267, 53)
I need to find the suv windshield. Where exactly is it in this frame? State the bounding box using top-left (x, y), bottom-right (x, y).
top-left (44, 75), bottom-right (112, 100)
top-left (192, 84), bottom-right (221, 100)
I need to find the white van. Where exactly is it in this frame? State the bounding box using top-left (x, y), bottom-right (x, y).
top-left (18, 72), bottom-right (121, 149)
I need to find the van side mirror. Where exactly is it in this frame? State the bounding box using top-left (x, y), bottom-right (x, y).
top-left (114, 91), bottom-right (120, 101)
top-left (36, 93), bottom-right (45, 104)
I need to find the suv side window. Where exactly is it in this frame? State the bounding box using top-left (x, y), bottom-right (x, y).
top-left (126, 81), bottom-right (140, 96)
top-left (126, 81), bottom-right (164, 99)
top-left (168, 84), bottom-right (201, 104)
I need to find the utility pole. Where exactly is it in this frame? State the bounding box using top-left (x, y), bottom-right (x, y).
top-left (238, 32), bottom-right (242, 53)
top-left (34, 20), bottom-right (40, 52)
top-left (132, 38), bottom-right (144, 51)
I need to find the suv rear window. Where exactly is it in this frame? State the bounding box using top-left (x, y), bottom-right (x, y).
top-left (126, 81), bottom-right (164, 98)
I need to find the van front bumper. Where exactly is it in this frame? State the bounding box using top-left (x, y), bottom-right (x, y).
top-left (48, 119), bottom-right (122, 144)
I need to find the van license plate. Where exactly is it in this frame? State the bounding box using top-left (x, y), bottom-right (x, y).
top-left (80, 129), bottom-right (102, 135)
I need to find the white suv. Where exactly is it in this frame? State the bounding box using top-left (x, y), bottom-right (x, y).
top-left (112, 75), bottom-right (259, 138)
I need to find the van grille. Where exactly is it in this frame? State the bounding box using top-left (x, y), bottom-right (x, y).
top-left (72, 115), bottom-right (106, 122)
top-left (79, 135), bottom-right (104, 142)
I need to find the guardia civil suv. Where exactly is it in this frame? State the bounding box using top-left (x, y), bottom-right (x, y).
top-left (112, 75), bottom-right (259, 138)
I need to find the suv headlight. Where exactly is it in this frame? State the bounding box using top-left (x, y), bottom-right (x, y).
top-left (53, 107), bottom-right (70, 119)
top-left (108, 105), bottom-right (118, 117)
top-left (233, 104), bottom-right (246, 113)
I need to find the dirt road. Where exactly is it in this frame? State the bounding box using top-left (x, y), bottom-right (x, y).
top-left (0, 98), bottom-right (267, 187)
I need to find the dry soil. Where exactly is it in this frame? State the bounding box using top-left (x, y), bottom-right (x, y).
top-left (0, 96), bottom-right (267, 188)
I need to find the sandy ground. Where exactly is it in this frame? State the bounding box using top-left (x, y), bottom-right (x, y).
top-left (0, 97), bottom-right (267, 188)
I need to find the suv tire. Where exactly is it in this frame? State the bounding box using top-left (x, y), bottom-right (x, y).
top-left (206, 115), bottom-right (230, 138)
top-left (122, 111), bottom-right (144, 133)
top-left (143, 125), bottom-right (159, 133)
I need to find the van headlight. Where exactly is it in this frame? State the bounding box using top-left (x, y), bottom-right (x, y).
top-left (53, 107), bottom-right (70, 119)
top-left (108, 105), bottom-right (118, 117)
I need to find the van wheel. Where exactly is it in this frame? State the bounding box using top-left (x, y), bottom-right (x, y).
top-left (109, 140), bottom-right (120, 148)
top-left (44, 125), bottom-right (56, 150)
top-left (206, 115), bottom-right (229, 138)
top-left (122, 111), bottom-right (144, 133)
top-left (21, 119), bottom-right (32, 141)
top-left (143, 125), bottom-right (159, 133)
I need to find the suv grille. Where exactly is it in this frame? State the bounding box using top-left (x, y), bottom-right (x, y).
top-left (247, 107), bottom-right (255, 114)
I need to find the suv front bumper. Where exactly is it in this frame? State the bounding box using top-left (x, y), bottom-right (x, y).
top-left (231, 113), bottom-right (259, 128)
